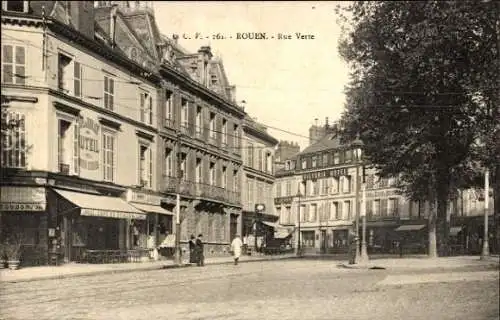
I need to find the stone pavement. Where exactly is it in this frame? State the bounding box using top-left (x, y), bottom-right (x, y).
top-left (0, 253), bottom-right (296, 283)
top-left (339, 254), bottom-right (500, 270)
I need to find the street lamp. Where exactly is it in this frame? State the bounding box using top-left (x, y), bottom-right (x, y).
top-left (296, 180), bottom-right (305, 256)
top-left (352, 137), bottom-right (369, 264)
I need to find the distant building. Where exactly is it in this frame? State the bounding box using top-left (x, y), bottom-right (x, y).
top-left (240, 116), bottom-right (279, 250)
top-left (274, 118), bottom-right (496, 255)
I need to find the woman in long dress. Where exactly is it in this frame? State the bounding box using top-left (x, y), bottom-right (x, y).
top-left (231, 235), bottom-right (243, 265)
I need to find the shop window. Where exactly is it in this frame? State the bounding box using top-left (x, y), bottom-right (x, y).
top-left (301, 231), bottom-right (315, 248)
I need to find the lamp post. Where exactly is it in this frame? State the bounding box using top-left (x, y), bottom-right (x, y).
top-left (480, 169), bottom-right (490, 259)
top-left (352, 137), bottom-right (369, 264)
top-left (296, 180), bottom-right (305, 256)
top-left (174, 131), bottom-right (182, 266)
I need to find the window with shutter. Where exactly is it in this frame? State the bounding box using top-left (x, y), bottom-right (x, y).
top-left (74, 62), bottom-right (82, 97)
top-left (73, 121), bottom-right (79, 175)
top-left (381, 199), bottom-right (388, 216)
top-left (366, 200), bottom-right (373, 218)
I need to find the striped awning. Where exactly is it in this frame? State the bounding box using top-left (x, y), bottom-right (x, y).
top-left (54, 189), bottom-right (146, 220)
top-left (394, 224), bottom-right (425, 232)
top-left (130, 203), bottom-right (173, 216)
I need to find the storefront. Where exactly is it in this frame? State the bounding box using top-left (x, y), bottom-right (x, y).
top-left (0, 186), bottom-right (48, 266)
top-left (126, 189), bottom-right (174, 257)
top-left (51, 188), bottom-right (147, 263)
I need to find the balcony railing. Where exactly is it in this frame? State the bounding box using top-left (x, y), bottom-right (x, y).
top-left (59, 163), bottom-right (70, 175)
top-left (162, 176), bottom-right (240, 205)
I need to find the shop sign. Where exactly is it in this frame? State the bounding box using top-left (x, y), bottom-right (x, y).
top-left (366, 190), bottom-right (398, 198)
top-left (126, 189), bottom-right (162, 206)
top-left (274, 196), bottom-right (294, 205)
top-left (0, 203), bottom-right (46, 211)
top-left (79, 117), bottom-right (100, 171)
top-left (302, 168), bottom-right (348, 181)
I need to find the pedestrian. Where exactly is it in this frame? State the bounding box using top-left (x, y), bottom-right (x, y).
top-left (189, 234), bottom-right (196, 264)
top-left (231, 234), bottom-right (243, 265)
top-left (195, 234), bottom-right (204, 266)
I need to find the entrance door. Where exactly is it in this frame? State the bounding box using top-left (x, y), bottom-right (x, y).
top-left (230, 214), bottom-right (238, 241)
top-left (320, 230), bottom-right (327, 254)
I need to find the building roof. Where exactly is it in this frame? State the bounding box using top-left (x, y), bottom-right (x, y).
top-left (299, 132), bottom-right (343, 156)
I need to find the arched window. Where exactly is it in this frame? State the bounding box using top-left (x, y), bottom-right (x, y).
top-left (129, 47), bottom-right (138, 61)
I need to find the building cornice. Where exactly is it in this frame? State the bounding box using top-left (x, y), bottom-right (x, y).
top-left (243, 124), bottom-right (279, 146)
top-left (159, 65), bottom-right (246, 119)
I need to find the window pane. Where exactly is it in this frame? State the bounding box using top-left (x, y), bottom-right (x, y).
top-left (15, 66), bottom-right (25, 84)
top-left (15, 46), bottom-right (25, 64)
top-left (109, 79), bottom-right (114, 94)
top-left (3, 45), bottom-right (13, 63)
top-left (2, 65), bottom-right (13, 83)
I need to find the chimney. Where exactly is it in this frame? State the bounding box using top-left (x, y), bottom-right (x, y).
top-left (172, 34), bottom-right (179, 44)
top-left (110, 4), bottom-right (118, 48)
top-left (325, 117), bottom-right (329, 129)
top-left (69, 1), bottom-right (95, 39)
top-left (314, 118), bottom-right (318, 126)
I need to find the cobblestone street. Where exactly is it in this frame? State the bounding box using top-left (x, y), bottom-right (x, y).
top-left (1, 260), bottom-right (498, 320)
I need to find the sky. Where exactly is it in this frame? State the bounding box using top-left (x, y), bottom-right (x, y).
top-left (153, 1), bottom-right (351, 150)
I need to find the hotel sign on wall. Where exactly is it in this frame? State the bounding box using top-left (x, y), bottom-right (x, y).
top-left (79, 117), bottom-right (100, 171)
top-left (302, 168), bottom-right (348, 181)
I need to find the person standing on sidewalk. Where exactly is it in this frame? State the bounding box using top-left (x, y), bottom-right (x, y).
top-left (231, 235), bottom-right (243, 265)
top-left (188, 235), bottom-right (196, 264)
top-left (195, 234), bottom-right (205, 266)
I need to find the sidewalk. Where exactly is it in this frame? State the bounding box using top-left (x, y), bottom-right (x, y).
top-left (338, 255), bottom-right (500, 270)
top-left (0, 254), bottom-right (297, 284)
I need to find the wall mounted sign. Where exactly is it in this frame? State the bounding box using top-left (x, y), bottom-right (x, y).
top-left (79, 117), bottom-right (100, 171)
top-left (274, 196), bottom-right (294, 205)
top-left (302, 167), bottom-right (348, 181)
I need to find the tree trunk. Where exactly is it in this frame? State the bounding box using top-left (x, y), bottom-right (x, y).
top-left (428, 199), bottom-right (438, 258)
top-left (493, 164), bottom-right (500, 254)
top-left (436, 169), bottom-right (451, 257)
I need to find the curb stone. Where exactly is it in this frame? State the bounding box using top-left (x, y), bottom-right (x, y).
top-left (1, 256), bottom-right (298, 284)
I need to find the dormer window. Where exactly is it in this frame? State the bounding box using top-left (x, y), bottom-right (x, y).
top-left (130, 47), bottom-right (138, 62)
top-left (210, 74), bottom-right (218, 85)
top-left (2, 1), bottom-right (29, 12)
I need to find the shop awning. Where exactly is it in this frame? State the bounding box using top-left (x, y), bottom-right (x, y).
top-left (130, 203), bottom-right (173, 216)
top-left (158, 234), bottom-right (175, 248)
top-left (275, 228), bottom-right (293, 239)
top-left (395, 224), bottom-right (426, 232)
top-left (449, 226), bottom-right (463, 236)
top-left (261, 221), bottom-right (279, 228)
top-left (54, 189), bottom-right (146, 220)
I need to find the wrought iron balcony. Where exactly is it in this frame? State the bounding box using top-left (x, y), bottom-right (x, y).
top-left (59, 163), bottom-right (70, 175)
top-left (161, 177), bottom-right (241, 205)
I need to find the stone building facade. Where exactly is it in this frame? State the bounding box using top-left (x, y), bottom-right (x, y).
top-left (1, 0), bottom-right (275, 266)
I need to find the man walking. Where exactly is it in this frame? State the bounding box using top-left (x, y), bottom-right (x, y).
top-left (195, 234), bottom-right (204, 266)
top-left (231, 234), bottom-right (243, 265)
